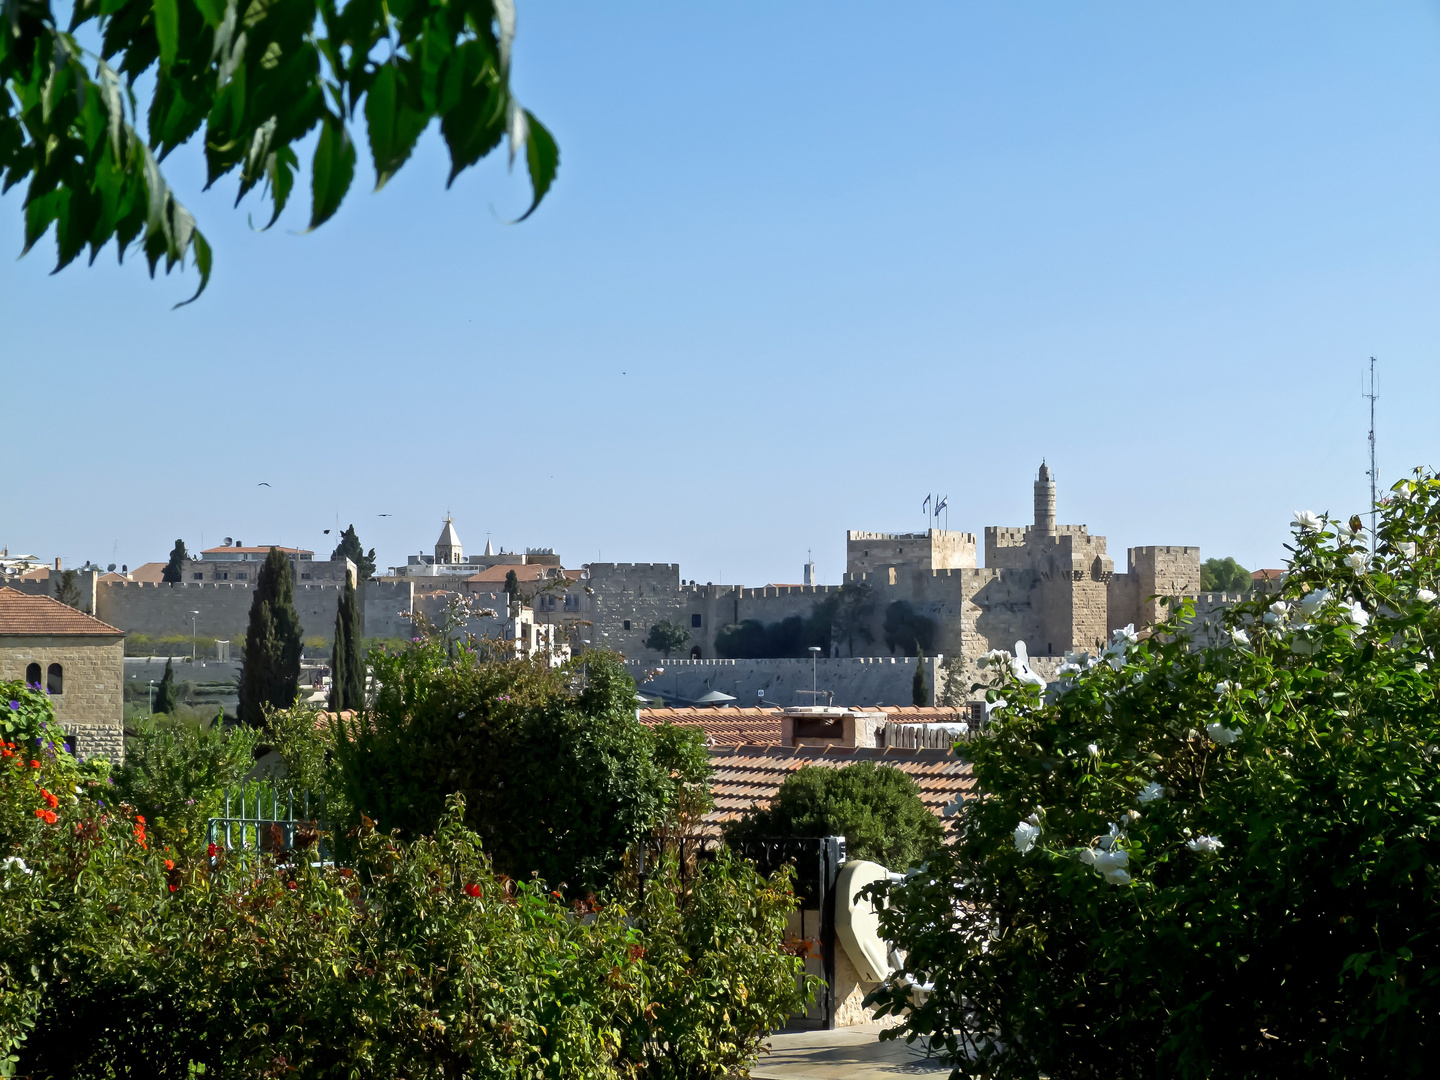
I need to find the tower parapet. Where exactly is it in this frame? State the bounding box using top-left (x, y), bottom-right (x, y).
top-left (1034, 461), bottom-right (1056, 537)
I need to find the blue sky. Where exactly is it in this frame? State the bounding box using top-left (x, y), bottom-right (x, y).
top-left (3, 1), bottom-right (1438, 584)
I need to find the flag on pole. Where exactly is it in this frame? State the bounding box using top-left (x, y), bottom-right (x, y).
top-left (922, 494), bottom-right (931, 515)
top-left (935, 496), bottom-right (948, 517)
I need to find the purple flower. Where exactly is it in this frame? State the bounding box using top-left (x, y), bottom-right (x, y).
top-left (7, 701), bottom-right (17, 711)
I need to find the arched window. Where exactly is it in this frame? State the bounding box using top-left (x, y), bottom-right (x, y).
top-left (46, 663), bottom-right (63, 695)
top-left (25, 662), bottom-right (40, 687)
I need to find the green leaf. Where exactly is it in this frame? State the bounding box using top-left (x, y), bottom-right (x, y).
top-left (516, 109), bottom-right (558, 222)
top-left (308, 114), bottom-right (355, 229)
top-left (153, 0), bottom-right (179, 71)
top-left (366, 64), bottom-right (427, 191)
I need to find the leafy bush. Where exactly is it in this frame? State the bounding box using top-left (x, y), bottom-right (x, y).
top-left (332, 641), bottom-right (666, 895)
top-left (112, 714), bottom-right (259, 858)
top-left (0, 707), bottom-right (808, 1078)
top-left (723, 760), bottom-right (942, 870)
top-left (867, 471), bottom-right (1440, 1079)
top-left (645, 620), bottom-right (691, 657)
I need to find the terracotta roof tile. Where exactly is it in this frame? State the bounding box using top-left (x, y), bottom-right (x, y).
top-left (0, 588), bottom-right (123, 636)
top-left (465, 564), bottom-right (556, 583)
top-left (637, 706), bottom-right (783, 746)
top-left (701, 743), bottom-right (973, 838)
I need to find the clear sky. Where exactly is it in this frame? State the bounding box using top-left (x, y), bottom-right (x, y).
top-left (3, 1), bottom-right (1438, 584)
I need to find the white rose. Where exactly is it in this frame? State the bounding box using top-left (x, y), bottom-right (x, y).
top-left (1013, 821), bottom-right (1040, 854)
top-left (1344, 552), bottom-right (1370, 572)
top-left (1398, 542), bottom-right (1418, 558)
top-left (1342, 600), bottom-right (1370, 629)
top-left (1206, 722), bottom-right (1241, 745)
top-left (1093, 849), bottom-right (1128, 873)
top-left (1103, 868), bottom-right (1132, 885)
top-left (1418, 589), bottom-right (1437, 604)
top-left (1087, 743), bottom-right (1099, 756)
top-left (1294, 510), bottom-right (1324, 531)
top-left (1231, 628), bottom-right (1250, 646)
top-left (1186, 835), bottom-right (1224, 853)
top-left (1137, 781), bottom-right (1165, 804)
top-left (1298, 589), bottom-right (1331, 617)
top-left (1214, 680), bottom-right (1234, 695)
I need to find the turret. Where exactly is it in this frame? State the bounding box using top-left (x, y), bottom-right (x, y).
top-left (1034, 461), bottom-right (1056, 537)
top-left (435, 517), bottom-right (463, 564)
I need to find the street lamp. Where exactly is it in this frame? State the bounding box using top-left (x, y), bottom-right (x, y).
top-left (808, 645), bottom-right (822, 702)
top-left (148, 679), bottom-right (154, 716)
top-left (190, 610), bottom-right (200, 662)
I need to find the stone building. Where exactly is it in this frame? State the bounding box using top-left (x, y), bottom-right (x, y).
top-left (0, 588), bottom-right (125, 762)
top-left (184, 543), bottom-right (353, 585)
top-left (565, 463), bottom-right (1200, 704)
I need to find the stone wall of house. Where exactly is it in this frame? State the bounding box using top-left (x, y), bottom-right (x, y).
top-left (0, 635), bottom-right (124, 763)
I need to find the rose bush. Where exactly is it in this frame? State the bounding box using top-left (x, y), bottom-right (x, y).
top-left (866, 469), bottom-right (1440, 1079)
top-left (0, 687), bottom-right (808, 1078)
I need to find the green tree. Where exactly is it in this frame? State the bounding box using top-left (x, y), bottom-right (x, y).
top-left (882, 599), bottom-right (937, 656)
top-left (329, 525), bottom-right (377, 581)
top-left (504, 568), bottom-right (520, 598)
top-left (161, 540), bottom-right (187, 584)
top-left (723, 760), bottom-right (943, 870)
top-left (2, 0), bottom-right (557, 301)
top-left (52, 569), bottom-right (82, 609)
top-left (332, 643), bottom-right (665, 895)
top-left (1201, 555), bottom-right (1252, 593)
top-left (238, 548), bottom-right (302, 725)
top-left (866, 471), bottom-right (1440, 1078)
top-left (912, 648), bottom-right (929, 706)
top-left (328, 572), bottom-right (364, 711)
top-left (646, 620), bottom-right (691, 659)
top-left (832, 581), bottom-right (877, 656)
top-left (154, 656), bottom-right (179, 715)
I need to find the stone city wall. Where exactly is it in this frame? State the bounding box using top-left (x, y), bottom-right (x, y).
top-left (93, 579), bottom-right (414, 645)
top-left (627, 655), bottom-right (945, 709)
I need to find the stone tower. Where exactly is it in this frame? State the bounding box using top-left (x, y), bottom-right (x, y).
top-left (435, 517), bottom-right (463, 565)
top-left (1034, 461), bottom-right (1056, 537)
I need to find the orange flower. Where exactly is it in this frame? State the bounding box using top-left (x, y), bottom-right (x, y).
top-left (164, 859), bottom-right (175, 870)
top-left (135, 815), bottom-right (146, 824)
top-left (39, 810), bottom-right (57, 825)
top-left (41, 790), bottom-right (58, 809)
top-left (29, 760), bottom-right (39, 769)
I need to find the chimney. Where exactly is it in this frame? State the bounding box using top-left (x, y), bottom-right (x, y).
top-left (54, 557), bottom-right (61, 571)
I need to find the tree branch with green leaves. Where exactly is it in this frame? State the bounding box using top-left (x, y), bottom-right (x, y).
top-left (0, 0), bottom-right (557, 304)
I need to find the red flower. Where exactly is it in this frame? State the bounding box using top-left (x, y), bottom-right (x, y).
top-left (135, 815), bottom-right (146, 824)
top-left (36, 810), bottom-right (57, 825)
top-left (41, 790), bottom-right (58, 809)
top-left (164, 859), bottom-right (175, 871)
top-left (29, 760), bottom-right (39, 769)
top-left (463, 884), bottom-right (482, 898)
top-left (207, 843), bottom-right (218, 857)
top-left (286, 881), bottom-right (297, 890)
top-left (168, 884), bottom-right (178, 892)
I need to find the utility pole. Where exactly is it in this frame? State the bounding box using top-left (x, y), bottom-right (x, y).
top-left (1364, 357), bottom-right (1379, 553)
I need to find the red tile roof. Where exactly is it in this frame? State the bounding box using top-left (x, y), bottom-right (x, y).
top-left (201, 546), bottom-right (312, 556)
top-left (638, 706), bottom-right (783, 746)
top-left (704, 744), bottom-right (972, 838)
top-left (0, 588), bottom-right (123, 637)
top-left (1252, 568), bottom-right (1285, 581)
top-left (878, 705), bottom-right (982, 725)
top-left (127, 562), bottom-right (168, 583)
top-left (465, 564), bottom-right (555, 584)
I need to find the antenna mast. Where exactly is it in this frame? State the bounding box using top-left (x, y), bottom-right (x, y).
top-left (1364, 357), bottom-right (1378, 551)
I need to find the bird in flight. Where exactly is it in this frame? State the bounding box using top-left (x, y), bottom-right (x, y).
top-left (258, 482), bottom-right (271, 487)
top-left (378, 513), bottom-right (392, 517)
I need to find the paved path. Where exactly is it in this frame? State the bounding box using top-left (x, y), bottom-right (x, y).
top-left (752, 1022), bottom-right (954, 1079)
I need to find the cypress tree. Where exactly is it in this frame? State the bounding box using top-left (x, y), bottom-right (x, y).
top-left (155, 656), bottom-right (178, 714)
top-left (162, 539), bottom-right (188, 584)
top-left (912, 648), bottom-right (929, 707)
top-left (329, 573), bottom-right (365, 711)
top-left (239, 547), bottom-right (303, 724)
top-left (330, 524), bottom-right (377, 580)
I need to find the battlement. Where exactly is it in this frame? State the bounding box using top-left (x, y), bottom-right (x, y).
top-left (846, 530), bottom-right (976, 543)
top-left (625, 655), bottom-right (931, 669)
top-left (1128, 546), bottom-right (1199, 557)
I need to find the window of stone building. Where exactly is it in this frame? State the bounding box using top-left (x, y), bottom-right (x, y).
top-left (691, 613), bottom-right (702, 628)
top-left (46, 664), bottom-right (63, 695)
top-left (25, 662), bottom-right (40, 686)
top-left (236, 573), bottom-right (247, 580)
top-left (220, 573), bottom-right (229, 580)
top-left (623, 620), bottom-right (631, 631)
top-left (193, 572), bottom-right (204, 580)
top-left (300, 572), bottom-right (312, 580)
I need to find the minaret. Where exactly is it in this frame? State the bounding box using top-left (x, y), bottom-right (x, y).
top-left (1034, 461), bottom-right (1056, 537)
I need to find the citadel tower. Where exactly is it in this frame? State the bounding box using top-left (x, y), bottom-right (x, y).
top-left (1034, 461), bottom-right (1056, 537)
